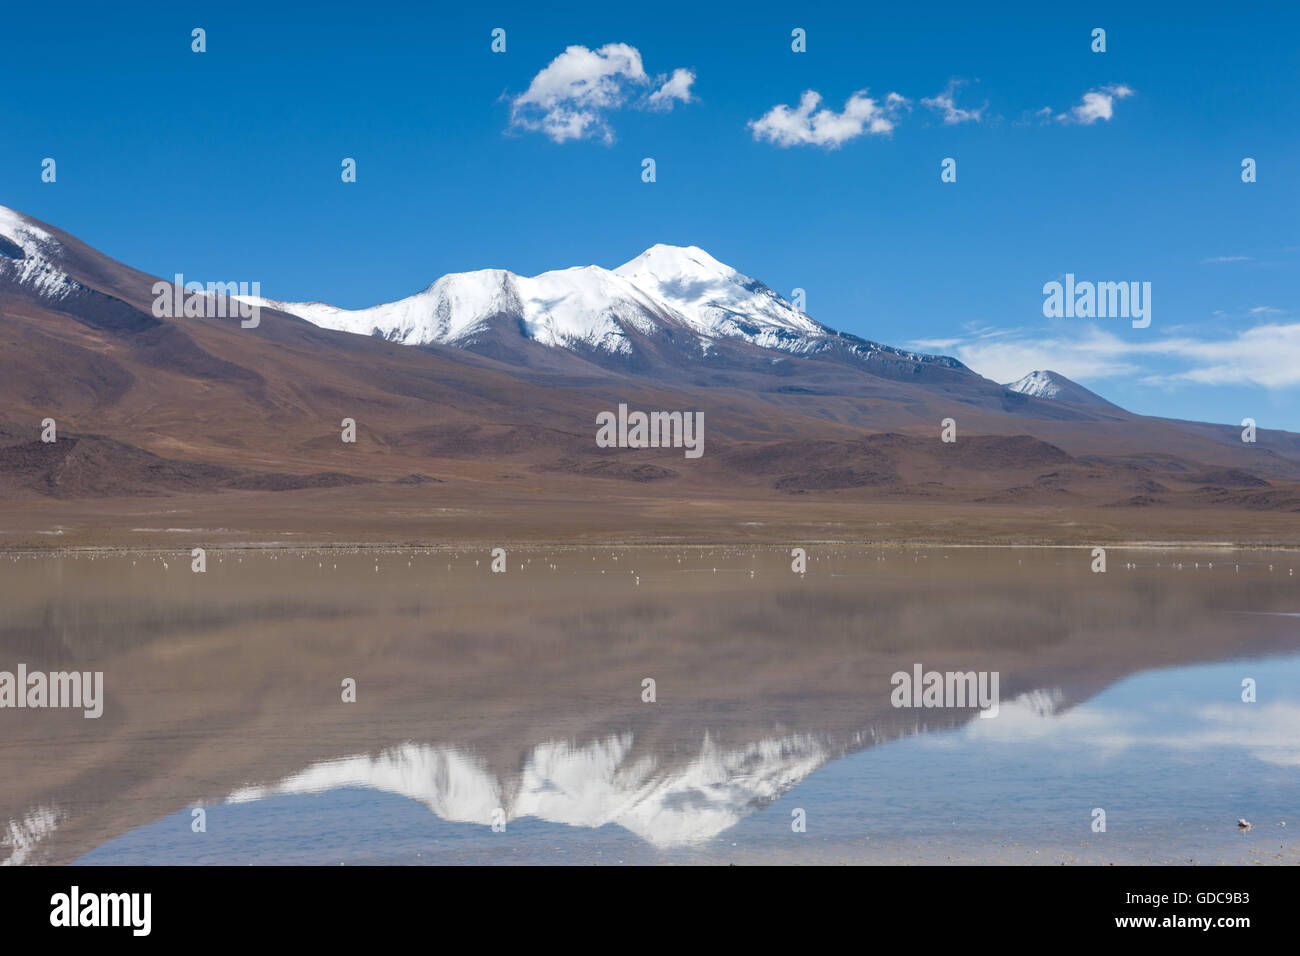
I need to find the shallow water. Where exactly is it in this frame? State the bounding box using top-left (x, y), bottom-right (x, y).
top-left (1, 546), bottom-right (1297, 865)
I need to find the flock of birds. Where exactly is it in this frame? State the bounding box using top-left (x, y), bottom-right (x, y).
top-left (5, 545), bottom-right (1299, 584)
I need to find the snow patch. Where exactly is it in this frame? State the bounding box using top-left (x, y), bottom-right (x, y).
top-left (0, 206), bottom-right (75, 301)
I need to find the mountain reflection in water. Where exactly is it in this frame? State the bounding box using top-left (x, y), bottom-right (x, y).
top-left (2, 546), bottom-right (1298, 864)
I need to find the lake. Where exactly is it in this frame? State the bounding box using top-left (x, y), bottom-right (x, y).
top-left (1, 545), bottom-right (1297, 864)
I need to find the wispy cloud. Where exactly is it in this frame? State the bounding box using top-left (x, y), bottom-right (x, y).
top-left (909, 315), bottom-right (1300, 389)
top-left (1201, 255), bottom-right (1252, 263)
top-left (921, 79), bottom-right (987, 125)
top-left (911, 326), bottom-right (1143, 383)
top-left (508, 43), bottom-right (694, 144)
top-left (1150, 323), bottom-right (1300, 386)
top-left (749, 90), bottom-right (909, 148)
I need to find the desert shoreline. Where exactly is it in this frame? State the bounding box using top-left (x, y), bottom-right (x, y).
top-left (3, 539), bottom-right (1300, 555)
top-left (2, 486), bottom-right (1298, 552)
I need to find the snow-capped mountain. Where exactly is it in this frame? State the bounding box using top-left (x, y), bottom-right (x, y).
top-left (1004, 370), bottom-right (1122, 409)
top-left (0, 205), bottom-right (169, 337)
top-left (241, 241), bottom-right (981, 382)
top-left (248, 264), bottom-right (691, 357)
top-left (0, 202), bottom-right (1139, 431)
top-left (1, 202), bottom-right (972, 386)
top-left (612, 244), bottom-right (824, 345)
top-left (1005, 370), bottom-right (1068, 399)
top-left (245, 243), bottom-right (827, 360)
top-left (0, 206), bottom-right (77, 302)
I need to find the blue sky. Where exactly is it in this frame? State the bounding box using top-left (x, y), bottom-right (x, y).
top-left (2, 1), bottom-right (1297, 427)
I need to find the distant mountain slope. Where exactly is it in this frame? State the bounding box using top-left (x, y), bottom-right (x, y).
top-left (1005, 370), bottom-right (1127, 411)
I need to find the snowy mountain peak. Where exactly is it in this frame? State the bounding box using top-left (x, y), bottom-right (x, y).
top-left (615, 243), bottom-right (730, 279)
top-left (249, 243), bottom-right (828, 358)
top-left (1004, 370), bottom-right (1123, 411)
top-left (1006, 370), bottom-right (1067, 399)
top-left (614, 244), bottom-right (823, 341)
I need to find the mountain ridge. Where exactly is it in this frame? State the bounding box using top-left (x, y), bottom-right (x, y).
top-left (239, 238), bottom-right (976, 379)
top-left (3, 203), bottom-right (1300, 544)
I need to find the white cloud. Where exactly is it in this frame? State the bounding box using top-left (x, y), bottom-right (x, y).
top-left (910, 317), bottom-right (1300, 389)
top-left (647, 68), bottom-right (695, 110)
top-left (1201, 255), bottom-right (1252, 263)
top-left (509, 44), bottom-right (694, 144)
top-left (749, 89), bottom-right (910, 148)
top-left (1062, 84), bottom-right (1134, 125)
top-left (916, 326), bottom-right (1143, 384)
top-left (921, 79), bottom-right (986, 125)
top-left (1148, 322), bottom-right (1300, 387)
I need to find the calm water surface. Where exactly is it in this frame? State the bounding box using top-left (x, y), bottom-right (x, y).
top-left (1, 546), bottom-right (1297, 865)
